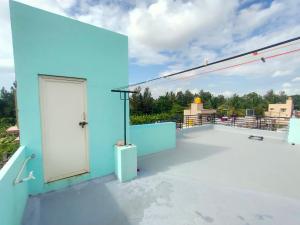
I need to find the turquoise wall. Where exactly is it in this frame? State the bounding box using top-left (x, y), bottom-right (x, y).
top-left (10, 1), bottom-right (128, 195)
top-left (0, 146), bottom-right (28, 225)
top-left (288, 118), bottom-right (300, 144)
top-left (130, 122), bottom-right (176, 156)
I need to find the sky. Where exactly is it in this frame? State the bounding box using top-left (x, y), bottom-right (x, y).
top-left (1, 0), bottom-right (300, 97)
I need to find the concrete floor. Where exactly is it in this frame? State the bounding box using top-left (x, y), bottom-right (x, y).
top-left (23, 126), bottom-right (300, 225)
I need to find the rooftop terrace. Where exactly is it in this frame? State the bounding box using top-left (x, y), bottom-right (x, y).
top-left (22, 125), bottom-right (300, 225)
top-left (3, 2), bottom-right (300, 225)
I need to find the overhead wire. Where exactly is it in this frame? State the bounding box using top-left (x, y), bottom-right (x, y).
top-left (117, 36), bottom-right (300, 91)
top-left (133, 43), bottom-right (300, 90)
top-left (174, 47), bottom-right (300, 82)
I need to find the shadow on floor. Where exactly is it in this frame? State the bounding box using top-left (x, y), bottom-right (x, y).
top-left (22, 176), bottom-right (132, 225)
top-left (137, 137), bottom-right (228, 178)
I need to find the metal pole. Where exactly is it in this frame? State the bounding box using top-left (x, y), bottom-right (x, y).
top-left (111, 89), bottom-right (137, 146)
top-left (124, 92), bottom-right (127, 145)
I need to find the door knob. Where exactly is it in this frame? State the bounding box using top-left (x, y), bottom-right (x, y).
top-left (79, 121), bottom-right (88, 128)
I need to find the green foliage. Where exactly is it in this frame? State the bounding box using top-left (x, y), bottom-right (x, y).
top-left (0, 82), bottom-right (17, 122)
top-left (0, 117), bottom-right (19, 163)
top-left (0, 82), bottom-right (19, 164)
top-left (130, 87), bottom-right (300, 124)
top-left (293, 95), bottom-right (300, 110)
top-left (1, 80), bottom-right (300, 148)
top-left (130, 113), bottom-right (174, 125)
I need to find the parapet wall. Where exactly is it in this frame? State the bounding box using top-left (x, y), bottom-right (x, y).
top-left (130, 122), bottom-right (176, 157)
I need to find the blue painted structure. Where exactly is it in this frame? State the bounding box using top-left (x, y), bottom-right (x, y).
top-left (288, 118), bottom-right (300, 144)
top-left (10, 1), bottom-right (128, 195)
top-left (0, 146), bottom-right (28, 225)
top-left (130, 122), bottom-right (176, 156)
top-left (3, 2), bottom-right (177, 224)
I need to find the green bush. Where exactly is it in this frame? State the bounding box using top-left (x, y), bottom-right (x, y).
top-left (0, 117), bottom-right (19, 163)
top-left (130, 113), bottom-right (176, 125)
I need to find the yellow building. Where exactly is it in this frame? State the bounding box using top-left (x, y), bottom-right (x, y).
top-left (184, 97), bottom-right (216, 126)
top-left (265, 97), bottom-right (293, 118)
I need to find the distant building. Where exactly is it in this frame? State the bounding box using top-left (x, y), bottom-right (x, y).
top-left (184, 97), bottom-right (217, 116)
top-left (183, 97), bottom-right (216, 126)
top-left (265, 97), bottom-right (293, 118)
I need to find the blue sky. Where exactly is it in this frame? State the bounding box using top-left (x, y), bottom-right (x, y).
top-left (1, 0), bottom-right (300, 97)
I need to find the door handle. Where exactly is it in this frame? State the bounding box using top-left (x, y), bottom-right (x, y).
top-left (79, 121), bottom-right (88, 128)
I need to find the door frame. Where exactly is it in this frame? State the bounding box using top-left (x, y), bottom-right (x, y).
top-left (38, 74), bottom-right (90, 183)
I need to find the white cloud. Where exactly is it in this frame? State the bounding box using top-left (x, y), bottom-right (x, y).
top-left (55, 0), bottom-right (76, 10)
top-left (0, 0), bottom-right (14, 88)
top-left (282, 87), bottom-right (300, 96)
top-left (0, 0), bottom-right (67, 88)
top-left (272, 70), bottom-right (293, 77)
top-left (283, 82), bottom-right (292, 88)
top-left (17, 0), bottom-right (67, 16)
top-left (75, 2), bottom-right (128, 34)
top-left (282, 76), bottom-right (300, 95)
top-left (234, 1), bottom-right (282, 38)
top-left (222, 91), bottom-right (234, 97)
top-left (128, 0), bottom-right (237, 49)
top-left (214, 90), bottom-right (234, 97)
top-left (208, 83), bottom-right (217, 88)
top-left (126, 0), bottom-right (238, 64)
top-left (190, 88), bottom-right (199, 94)
top-left (292, 77), bottom-right (300, 82)
top-left (1, 0), bottom-right (300, 96)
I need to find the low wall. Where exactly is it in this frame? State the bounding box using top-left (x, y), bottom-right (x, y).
top-left (0, 146), bottom-right (29, 225)
top-left (288, 118), bottom-right (300, 144)
top-left (130, 122), bottom-right (176, 156)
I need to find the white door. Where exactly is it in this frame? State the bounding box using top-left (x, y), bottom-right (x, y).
top-left (39, 76), bottom-right (89, 182)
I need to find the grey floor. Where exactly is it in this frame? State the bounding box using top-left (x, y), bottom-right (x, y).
top-left (23, 126), bottom-right (300, 225)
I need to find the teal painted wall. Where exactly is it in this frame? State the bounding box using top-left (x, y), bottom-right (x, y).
top-left (130, 122), bottom-right (176, 156)
top-left (288, 118), bottom-right (300, 144)
top-left (10, 1), bottom-right (128, 195)
top-left (0, 146), bottom-right (28, 225)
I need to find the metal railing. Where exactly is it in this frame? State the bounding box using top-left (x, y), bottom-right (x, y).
top-left (181, 114), bottom-right (216, 128)
top-left (215, 116), bottom-right (290, 131)
top-left (176, 114), bottom-right (290, 131)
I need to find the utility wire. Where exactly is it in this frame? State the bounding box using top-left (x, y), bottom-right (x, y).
top-left (142, 47), bottom-right (300, 90)
top-left (174, 47), bottom-right (300, 82)
top-left (118, 36), bottom-right (300, 90)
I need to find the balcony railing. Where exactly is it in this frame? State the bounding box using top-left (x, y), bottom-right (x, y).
top-left (176, 114), bottom-right (290, 131)
top-left (181, 114), bottom-right (216, 128)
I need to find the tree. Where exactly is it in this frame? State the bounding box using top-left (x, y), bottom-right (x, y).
top-left (0, 82), bottom-right (17, 122)
top-left (183, 90), bottom-right (194, 107)
top-left (292, 95), bottom-right (300, 110)
top-left (264, 89), bottom-right (280, 104)
top-left (154, 95), bottom-right (173, 113)
top-left (129, 86), bottom-right (300, 119)
top-left (130, 87), bottom-right (142, 115)
top-left (141, 87), bottom-right (154, 114)
top-left (278, 91), bottom-right (287, 103)
top-left (175, 91), bottom-right (186, 107)
top-left (170, 103), bottom-right (183, 116)
top-left (198, 90), bottom-right (212, 108)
